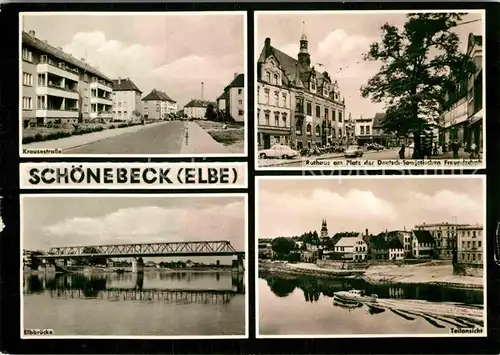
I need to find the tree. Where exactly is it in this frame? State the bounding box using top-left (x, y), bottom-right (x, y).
top-left (271, 237), bottom-right (296, 257)
top-left (204, 103), bottom-right (217, 121)
top-left (132, 109), bottom-right (142, 122)
top-left (361, 13), bottom-right (476, 158)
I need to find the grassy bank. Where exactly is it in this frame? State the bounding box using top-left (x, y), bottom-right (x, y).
top-left (195, 120), bottom-right (245, 153)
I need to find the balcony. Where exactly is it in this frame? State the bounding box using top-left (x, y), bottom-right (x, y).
top-left (37, 63), bottom-right (79, 82)
top-left (90, 112), bottom-right (112, 119)
top-left (90, 96), bottom-right (112, 105)
top-left (36, 85), bottom-right (79, 100)
top-left (90, 81), bottom-right (112, 92)
top-left (36, 109), bottom-right (79, 118)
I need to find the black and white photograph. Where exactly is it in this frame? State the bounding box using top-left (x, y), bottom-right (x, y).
top-left (21, 194), bottom-right (247, 338)
top-left (256, 176), bottom-right (485, 337)
top-left (20, 12), bottom-right (247, 157)
top-left (255, 10), bottom-right (485, 169)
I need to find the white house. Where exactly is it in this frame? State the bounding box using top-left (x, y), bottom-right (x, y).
top-left (142, 89), bottom-right (177, 120)
top-left (216, 73), bottom-right (245, 123)
top-left (112, 77), bottom-right (143, 122)
top-left (388, 238), bottom-right (405, 261)
top-left (184, 99), bottom-right (213, 119)
top-left (411, 230), bottom-right (435, 258)
top-left (333, 235), bottom-right (368, 261)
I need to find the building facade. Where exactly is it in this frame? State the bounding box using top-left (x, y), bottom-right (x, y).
top-left (217, 73), bottom-right (245, 123)
top-left (21, 30), bottom-right (113, 127)
top-left (257, 34), bottom-right (346, 150)
top-left (112, 77), bottom-right (142, 122)
top-left (411, 230), bottom-right (435, 259)
top-left (184, 99), bottom-right (213, 119)
top-left (456, 225), bottom-right (483, 267)
top-left (355, 116), bottom-right (374, 146)
top-left (142, 89), bottom-right (177, 120)
top-left (466, 33), bottom-right (483, 150)
top-left (415, 222), bottom-right (471, 260)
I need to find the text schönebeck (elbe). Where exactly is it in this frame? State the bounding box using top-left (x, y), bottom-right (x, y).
top-left (28, 166), bottom-right (238, 185)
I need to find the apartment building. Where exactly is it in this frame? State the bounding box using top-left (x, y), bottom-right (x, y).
top-left (184, 99), bottom-right (213, 119)
top-left (21, 30), bottom-right (113, 127)
top-left (142, 89), bottom-right (177, 120)
top-left (112, 77), bottom-right (143, 122)
top-left (457, 224), bottom-right (483, 267)
top-left (355, 116), bottom-right (374, 145)
top-left (216, 73), bottom-right (245, 123)
top-left (415, 222), bottom-right (470, 260)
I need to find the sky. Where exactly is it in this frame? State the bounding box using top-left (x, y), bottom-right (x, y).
top-left (257, 11), bottom-right (483, 120)
top-left (22, 13), bottom-right (245, 107)
top-left (258, 177), bottom-right (485, 239)
top-left (22, 196), bottom-right (246, 261)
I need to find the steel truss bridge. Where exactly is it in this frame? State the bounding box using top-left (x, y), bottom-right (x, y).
top-left (40, 241), bottom-right (245, 259)
top-left (47, 289), bottom-right (238, 304)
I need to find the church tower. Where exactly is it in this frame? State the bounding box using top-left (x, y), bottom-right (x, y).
top-left (321, 218), bottom-right (328, 238)
top-left (298, 22), bottom-right (311, 68)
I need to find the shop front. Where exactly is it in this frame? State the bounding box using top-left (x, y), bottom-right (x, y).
top-left (257, 125), bottom-right (292, 149)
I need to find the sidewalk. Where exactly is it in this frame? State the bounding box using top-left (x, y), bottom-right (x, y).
top-left (180, 121), bottom-right (232, 155)
top-left (23, 122), bottom-right (166, 152)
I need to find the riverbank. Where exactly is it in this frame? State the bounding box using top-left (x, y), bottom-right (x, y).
top-left (259, 260), bottom-right (483, 289)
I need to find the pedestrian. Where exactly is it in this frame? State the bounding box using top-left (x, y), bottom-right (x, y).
top-left (452, 140), bottom-right (459, 159)
top-left (470, 141), bottom-right (477, 159)
top-left (398, 144), bottom-right (405, 159)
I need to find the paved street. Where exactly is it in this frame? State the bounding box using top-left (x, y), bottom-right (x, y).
top-left (63, 121), bottom-right (230, 155)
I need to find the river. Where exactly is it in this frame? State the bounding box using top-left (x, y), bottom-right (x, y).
top-left (23, 270), bottom-right (245, 337)
top-left (259, 272), bottom-right (484, 336)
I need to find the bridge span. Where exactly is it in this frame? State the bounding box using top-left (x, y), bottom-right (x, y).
top-left (39, 241), bottom-right (245, 259)
top-left (48, 289), bottom-right (238, 304)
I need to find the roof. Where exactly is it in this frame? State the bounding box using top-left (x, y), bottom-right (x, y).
top-left (142, 89), bottom-right (176, 102)
top-left (368, 234), bottom-right (388, 250)
top-left (335, 235), bottom-right (364, 248)
top-left (184, 99), bottom-right (213, 108)
top-left (372, 112), bottom-right (386, 129)
top-left (412, 230), bottom-right (435, 244)
top-left (112, 78), bottom-right (142, 93)
top-left (226, 73), bottom-right (244, 89)
top-left (22, 31), bottom-right (111, 82)
top-left (217, 90), bottom-right (229, 101)
top-left (388, 238), bottom-right (404, 249)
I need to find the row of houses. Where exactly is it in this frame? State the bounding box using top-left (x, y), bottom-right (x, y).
top-left (21, 29), bottom-right (244, 126)
top-left (259, 219), bottom-right (483, 268)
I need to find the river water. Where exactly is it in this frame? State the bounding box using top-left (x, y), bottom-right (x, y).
top-left (23, 270), bottom-right (245, 336)
top-left (259, 272), bottom-right (483, 336)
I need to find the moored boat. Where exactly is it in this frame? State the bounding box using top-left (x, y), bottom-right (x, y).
top-left (333, 289), bottom-right (378, 304)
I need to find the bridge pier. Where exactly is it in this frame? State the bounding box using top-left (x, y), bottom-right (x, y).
top-left (131, 257), bottom-right (144, 274)
top-left (231, 255), bottom-right (245, 273)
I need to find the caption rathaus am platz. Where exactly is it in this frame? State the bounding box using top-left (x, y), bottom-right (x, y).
top-left (256, 28), bottom-right (483, 160)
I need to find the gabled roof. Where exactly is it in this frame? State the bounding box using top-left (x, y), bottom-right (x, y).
top-left (368, 234), bottom-right (388, 250)
top-left (388, 238), bottom-right (404, 249)
top-left (226, 73), bottom-right (244, 89)
top-left (22, 31), bottom-right (111, 82)
top-left (217, 90), bottom-right (229, 101)
top-left (335, 234), bottom-right (364, 248)
top-left (372, 112), bottom-right (386, 129)
top-left (142, 89), bottom-right (176, 102)
top-left (184, 99), bottom-right (213, 108)
top-left (112, 78), bottom-right (142, 94)
top-left (413, 230), bottom-right (435, 244)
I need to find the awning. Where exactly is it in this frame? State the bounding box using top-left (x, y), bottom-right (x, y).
top-left (468, 109), bottom-right (483, 127)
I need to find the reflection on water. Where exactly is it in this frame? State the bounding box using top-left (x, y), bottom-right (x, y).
top-left (23, 271), bottom-right (245, 336)
top-left (259, 273), bottom-right (483, 336)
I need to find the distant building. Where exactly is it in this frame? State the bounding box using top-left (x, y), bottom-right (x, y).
top-left (217, 73), bottom-right (245, 122)
top-left (456, 224), bottom-right (483, 267)
top-left (184, 99), bottom-right (213, 119)
top-left (320, 219), bottom-right (328, 238)
top-left (355, 116), bottom-right (374, 146)
top-left (415, 222), bottom-right (470, 260)
top-left (411, 230), bottom-right (435, 259)
top-left (258, 242), bottom-right (274, 259)
top-left (112, 77), bottom-right (142, 122)
top-left (330, 233), bottom-right (367, 261)
top-left (142, 89), bottom-right (177, 120)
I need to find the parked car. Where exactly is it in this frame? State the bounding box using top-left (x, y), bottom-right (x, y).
top-left (367, 143), bottom-right (384, 151)
top-left (259, 144), bottom-right (299, 159)
top-left (344, 145), bottom-right (364, 158)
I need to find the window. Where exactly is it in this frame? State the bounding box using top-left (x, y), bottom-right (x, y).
top-left (467, 241), bottom-right (471, 248)
top-left (282, 112), bottom-right (287, 126)
top-left (273, 73), bottom-right (278, 84)
top-left (472, 241), bottom-right (476, 248)
top-left (473, 231), bottom-right (476, 237)
top-left (257, 87), bottom-right (260, 103)
top-left (338, 128), bottom-right (342, 137)
top-left (315, 124), bottom-right (321, 137)
top-left (282, 93), bottom-right (287, 108)
top-left (265, 111), bottom-right (270, 126)
top-left (339, 111), bottom-right (343, 122)
top-left (366, 126), bottom-right (370, 135)
top-left (316, 105), bottom-right (321, 118)
top-left (324, 108), bottom-right (329, 119)
top-left (266, 71), bottom-right (271, 82)
top-left (22, 47), bottom-right (32, 62)
top-left (257, 108), bottom-right (260, 120)
top-left (306, 102), bottom-right (312, 116)
top-left (462, 241), bottom-right (465, 248)
top-left (238, 89), bottom-right (242, 95)
top-left (23, 72), bottom-right (33, 86)
top-left (238, 109), bottom-right (244, 116)
top-left (311, 82), bottom-right (316, 90)
top-left (274, 112), bottom-right (280, 126)
top-left (265, 90), bottom-right (270, 104)
top-left (478, 241), bottom-right (482, 248)
top-left (238, 100), bottom-right (243, 105)
top-left (306, 123), bottom-right (312, 136)
top-left (296, 121), bottom-right (302, 135)
top-left (332, 110), bottom-right (336, 121)
top-left (274, 92), bottom-right (279, 106)
top-left (360, 126), bottom-right (365, 135)
top-left (22, 97), bottom-right (32, 110)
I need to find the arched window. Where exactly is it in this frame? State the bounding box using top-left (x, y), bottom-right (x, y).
top-left (338, 129), bottom-right (342, 137)
top-left (306, 123), bottom-right (312, 136)
top-left (273, 73), bottom-right (278, 84)
top-left (315, 124), bottom-right (321, 137)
